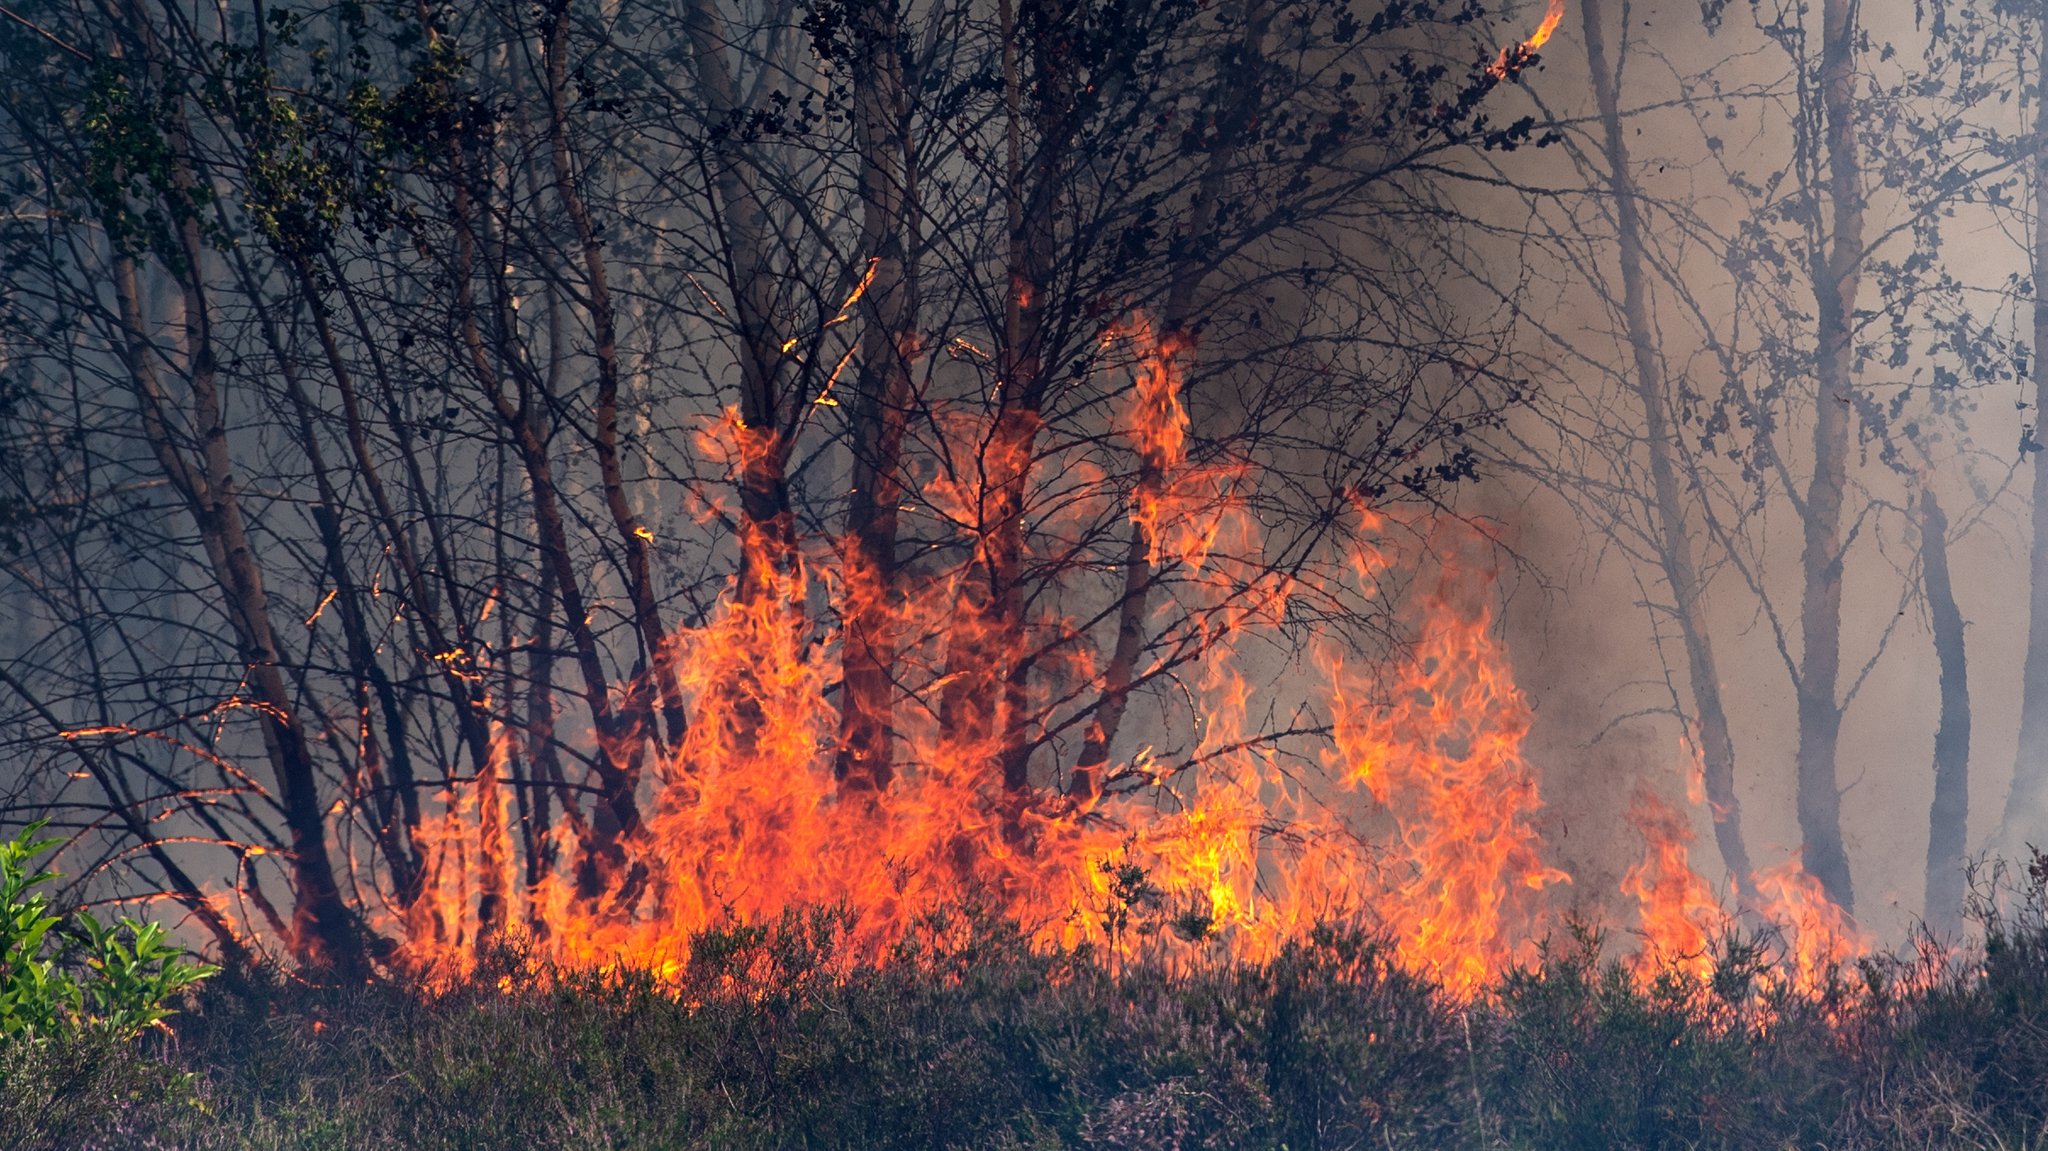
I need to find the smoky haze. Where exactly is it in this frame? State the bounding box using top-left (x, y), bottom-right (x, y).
top-left (1469, 0), bottom-right (2042, 944)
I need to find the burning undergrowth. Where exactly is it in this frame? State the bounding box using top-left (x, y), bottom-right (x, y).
top-left (346, 319), bottom-right (1869, 1001)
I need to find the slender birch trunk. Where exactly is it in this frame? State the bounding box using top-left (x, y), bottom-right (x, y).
top-left (1792, 0), bottom-right (1865, 913)
top-left (1920, 486), bottom-right (1970, 937)
top-left (2002, 27), bottom-right (2048, 850)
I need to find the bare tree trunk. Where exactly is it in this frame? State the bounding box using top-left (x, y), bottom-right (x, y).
top-left (681, 0), bottom-right (798, 603)
top-left (1920, 485), bottom-right (1970, 937)
top-left (113, 243), bottom-right (369, 976)
top-left (275, 345), bottom-right (426, 909)
top-left (523, 564), bottom-right (579, 903)
top-left (540, 0), bottom-right (689, 750)
top-left (474, 732), bottom-right (509, 943)
top-left (1069, 422), bottom-right (1170, 805)
top-left (224, 236), bottom-right (443, 912)
top-left (834, 0), bottom-right (919, 794)
top-left (495, 392), bottom-right (645, 881)
top-left (393, 0), bottom-right (644, 897)
top-left (460, 169), bottom-right (641, 883)
top-left (319, 254), bottom-right (493, 759)
top-left (940, 0), bottom-right (1069, 799)
top-left (1580, 0), bottom-right (1754, 901)
top-left (1067, 0), bottom-right (1280, 803)
top-left (1793, 0), bottom-right (1864, 913)
top-left (2003, 28), bottom-right (2048, 850)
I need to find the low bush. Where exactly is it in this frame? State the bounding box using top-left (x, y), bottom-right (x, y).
top-left (0, 822), bottom-right (218, 1150)
top-left (61, 911), bottom-right (2037, 1150)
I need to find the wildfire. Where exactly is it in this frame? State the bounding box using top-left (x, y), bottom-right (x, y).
top-left (1624, 788), bottom-right (1728, 984)
top-left (1322, 547), bottom-right (1570, 993)
top-left (1113, 315), bottom-right (1243, 570)
top-left (370, 313), bottom-right (1870, 1000)
top-left (1489, 0), bottom-right (1567, 80)
top-left (1622, 786), bottom-right (1877, 1003)
top-left (1751, 855), bottom-right (1871, 994)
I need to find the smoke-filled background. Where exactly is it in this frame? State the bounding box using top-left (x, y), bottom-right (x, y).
top-left (0, 0), bottom-right (2041, 979)
top-left (1480, 0), bottom-right (2046, 946)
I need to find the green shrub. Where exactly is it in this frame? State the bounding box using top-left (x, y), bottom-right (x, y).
top-left (0, 822), bottom-right (71, 1038)
top-left (0, 821), bottom-right (217, 1040)
top-left (0, 821), bottom-right (219, 1150)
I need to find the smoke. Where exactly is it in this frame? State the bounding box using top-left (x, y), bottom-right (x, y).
top-left (1459, 0), bottom-right (2043, 945)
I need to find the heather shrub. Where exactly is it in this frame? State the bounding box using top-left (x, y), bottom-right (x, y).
top-left (1481, 927), bottom-right (1859, 1151)
top-left (1877, 854), bottom-right (2048, 1148)
top-left (42, 886), bottom-right (2048, 1150)
top-left (1248, 924), bottom-right (1461, 1149)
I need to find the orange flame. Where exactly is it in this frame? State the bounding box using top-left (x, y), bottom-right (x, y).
top-left (1323, 545), bottom-right (1570, 993)
top-left (1489, 0), bottom-right (1566, 79)
top-left (368, 312), bottom-right (1871, 1002)
top-left (1624, 788), bottom-right (1729, 984)
top-left (1113, 317), bottom-right (1246, 571)
top-left (397, 727), bottom-right (518, 980)
top-left (1752, 855), bottom-right (1870, 995)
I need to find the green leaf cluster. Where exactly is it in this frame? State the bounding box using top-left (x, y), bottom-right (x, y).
top-left (0, 822), bottom-right (217, 1044)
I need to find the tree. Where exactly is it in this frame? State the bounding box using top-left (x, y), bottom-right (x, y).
top-left (1575, 0), bottom-right (1755, 901)
top-left (2002, 0), bottom-right (2048, 851)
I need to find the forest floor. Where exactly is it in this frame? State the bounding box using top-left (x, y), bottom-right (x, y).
top-left (8, 905), bottom-right (2048, 1151)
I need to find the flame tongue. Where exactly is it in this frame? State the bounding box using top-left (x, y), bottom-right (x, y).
top-left (1324, 550), bottom-right (1570, 994)
top-left (1624, 789), bottom-right (1874, 999)
top-left (1751, 857), bottom-right (1870, 994)
top-left (1624, 787), bottom-right (1729, 984)
top-left (1489, 0), bottom-right (1567, 79)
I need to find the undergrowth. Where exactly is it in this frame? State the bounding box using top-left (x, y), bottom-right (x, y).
top-left (14, 869), bottom-right (2048, 1149)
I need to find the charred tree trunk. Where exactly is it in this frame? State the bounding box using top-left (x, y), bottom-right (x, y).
top-left (316, 251), bottom-right (497, 799)
top-left (835, 0), bottom-right (920, 794)
top-left (1068, 3), bottom-right (1271, 802)
top-left (2004, 28), bottom-right (2048, 850)
top-left (92, 19), bottom-right (373, 969)
top-left (1069, 346), bottom-right (1178, 805)
top-left (271, 339), bottom-right (427, 910)
top-left (522, 563), bottom-right (578, 903)
top-left (1793, 0), bottom-right (1864, 913)
top-left (490, 375), bottom-right (646, 888)
top-left (473, 732), bottom-right (509, 943)
top-left (429, 56), bottom-right (644, 891)
top-left (1581, 0), bottom-right (1754, 901)
top-left (1920, 485), bottom-right (1970, 937)
top-left (113, 243), bottom-right (369, 977)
